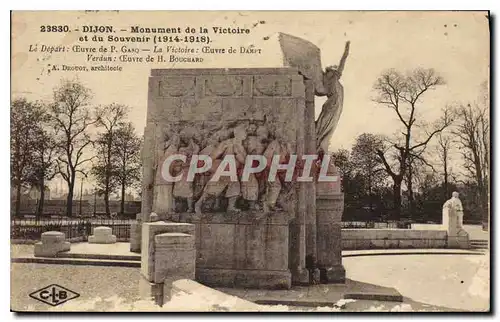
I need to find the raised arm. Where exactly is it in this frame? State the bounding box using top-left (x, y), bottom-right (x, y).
top-left (337, 41), bottom-right (350, 75)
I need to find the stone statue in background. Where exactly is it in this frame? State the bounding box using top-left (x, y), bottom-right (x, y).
top-left (443, 191), bottom-right (464, 230)
top-left (315, 41), bottom-right (350, 153)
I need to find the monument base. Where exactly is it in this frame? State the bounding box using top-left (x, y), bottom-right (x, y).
top-left (319, 265), bottom-right (346, 284)
top-left (291, 267), bottom-right (310, 285)
top-left (447, 229), bottom-right (470, 249)
top-left (197, 268), bottom-right (291, 289)
top-left (166, 211), bottom-right (293, 290)
top-left (130, 221), bottom-right (141, 253)
top-left (139, 275), bottom-right (164, 306)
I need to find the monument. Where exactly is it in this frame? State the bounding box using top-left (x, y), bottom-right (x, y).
top-left (134, 33), bottom-right (349, 290)
top-left (442, 191), bottom-right (469, 249)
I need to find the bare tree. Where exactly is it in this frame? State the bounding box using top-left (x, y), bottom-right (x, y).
top-left (28, 111), bottom-right (59, 218)
top-left (92, 104), bottom-right (128, 216)
top-left (10, 98), bottom-right (45, 216)
top-left (351, 133), bottom-right (386, 213)
top-left (436, 131), bottom-right (454, 200)
top-left (49, 80), bottom-right (97, 217)
top-left (112, 122), bottom-right (142, 215)
top-left (373, 68), bottom-right (452, 219)
top-left (453, 100), bottom-right (489, 227)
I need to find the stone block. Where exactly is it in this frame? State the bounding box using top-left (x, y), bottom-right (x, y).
top-left (370, 239), bottom-right (386, 249)
top-left (398, 239), bottom-right (417, 249)
top-left (197, 223), bottom-right (235, 268)
top-left (141, 221), bottom-right (195, 281)
top-left (253, 75), bottom-right (293, 96)
top-left (203, 75), bottom-right (246, 97)
top-left (319, 265), bottom-right (345, 284)
top-left (130, 222), bottom-right (142, 253)
top-left (138, 275), bottom-right (164, 306)
top-left (88, 226), bottom-right (117, 244)
top-left (40, 231), bottom-right (66, 244)
top-left (291, 267), bottom-right (310, 286)
top-left (384, 239), bottom-right (400, 249)
top-left (34, 231), bottom-right (70, 257)
top-left (158, 76), bottom-right (196, 97)
top-left (153, 232), bottom-right (196, 284)
top-left (447, 229), bottom-right (470, 249)
top-left (196, 268), bottom-right (291, 289)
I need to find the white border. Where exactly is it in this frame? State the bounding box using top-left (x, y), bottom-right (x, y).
top-left (3, 1), bottom-right (497, 321)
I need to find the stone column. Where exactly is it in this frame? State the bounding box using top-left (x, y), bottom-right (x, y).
top-left (304, 79), bottom-right (319, 283)
top-left (141, 123), bottom-right (156, 223)
top-left (130, 213), bottom-right (142, 252)
top-left (290, 75), bottom-right (309, 285)
top-left (316, 162), bottom-right (345, 283)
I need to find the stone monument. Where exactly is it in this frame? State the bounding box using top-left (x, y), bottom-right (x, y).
top-left (442, 191), bottom-right (469, 249)
top-left (137, 33), bottom-right (348, 289)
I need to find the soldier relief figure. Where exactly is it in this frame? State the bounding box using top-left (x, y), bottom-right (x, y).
top-left (155, 120), bottom-right (296, 215)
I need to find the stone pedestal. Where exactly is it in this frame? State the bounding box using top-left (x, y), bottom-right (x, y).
top-left (34, 231), bottom-right (70, 257)
top-left (443, 207), bottom-right (469, 249)
top-left (130, 213), bottom-right (142, 253)
top-left (140, 221), bottom-right (196, 306)
top-left (88, 226), bottom-right (117, 244)
top-left (316, 164), bottom-right (345, 284)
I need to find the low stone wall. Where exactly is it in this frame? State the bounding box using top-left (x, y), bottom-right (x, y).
top-left (342, 229), bottom-right (447, 250)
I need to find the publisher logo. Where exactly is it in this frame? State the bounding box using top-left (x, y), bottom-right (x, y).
top-left (29, 284), bottom-right (80, 307)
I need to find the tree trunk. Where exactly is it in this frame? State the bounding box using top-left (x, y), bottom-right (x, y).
top-left (105, 135), bottom-right (112, 217)
top-left (67, 175), bottom-right (75, 217)
top-left (37, 177), bottom-right (45, 219)
top-left (104, 190), bottom-right (110, 217)
top-left (15, 181), bottom-right (21, 217)
top-left (408, 163), bottom-right (414, 221)
top-left (120, 182), bottom-right (126, 216)
top-left (443, 156), bottom-right (448, 201)
top-left (392, 178), bottom-right (402, 220)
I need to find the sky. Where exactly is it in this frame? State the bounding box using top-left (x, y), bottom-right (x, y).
top-left (11, 11), bottom-right (490, 192)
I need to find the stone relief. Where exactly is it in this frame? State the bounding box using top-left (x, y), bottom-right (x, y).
top-left (154, 120), bottom-right (296, 215)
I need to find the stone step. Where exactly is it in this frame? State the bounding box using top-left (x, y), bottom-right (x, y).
top-left (55, 252), bottom-right (141, 261)
top-left (11, 256), bottom-right (140, 267)
top-left (470, 240), bottom-right (489, 249)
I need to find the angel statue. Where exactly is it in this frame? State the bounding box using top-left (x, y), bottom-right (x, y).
top-left (279, 33), bottom-right (350, 153)
top-left (315, 41), bottom-right (350, 153)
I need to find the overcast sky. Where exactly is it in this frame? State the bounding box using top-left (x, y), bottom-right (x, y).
top-left (11, 11), bottom-right (489, 191)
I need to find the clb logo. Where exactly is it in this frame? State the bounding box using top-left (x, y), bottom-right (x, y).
top-left (29, 284), bottom-right (80, 306)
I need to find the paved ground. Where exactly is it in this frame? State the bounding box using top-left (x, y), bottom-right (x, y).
top-left (67, 242), bottom-right (138, 257)
top-left (10, 250), bottom-right (490, 312)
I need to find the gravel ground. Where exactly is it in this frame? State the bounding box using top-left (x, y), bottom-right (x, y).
top-left (11, 264), bottom-right (141, 312)
top-left (10, 249), bottom-right (490, 312)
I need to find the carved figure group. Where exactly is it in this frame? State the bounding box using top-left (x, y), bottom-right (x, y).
top-left (155, 121), bottom-right (293, 215)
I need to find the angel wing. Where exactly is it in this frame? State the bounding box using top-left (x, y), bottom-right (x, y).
top-left (278, 32), bottom-right (326, 95)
